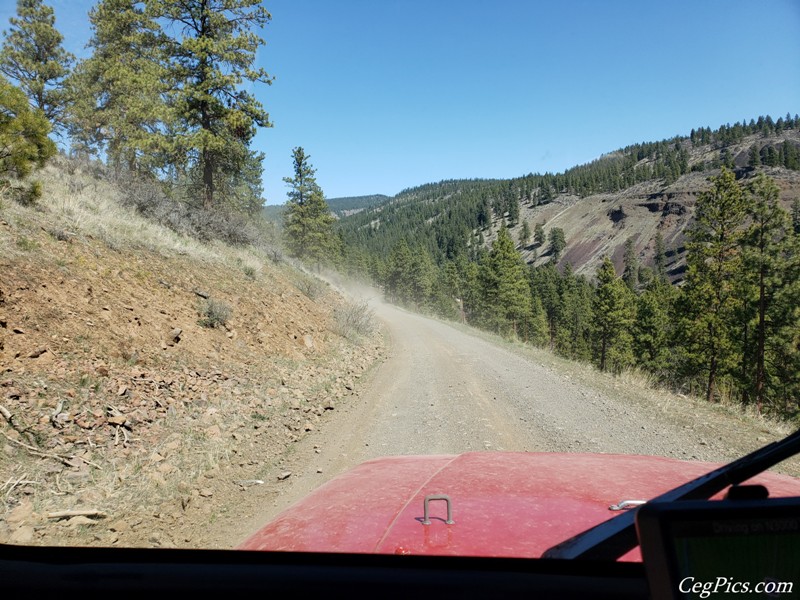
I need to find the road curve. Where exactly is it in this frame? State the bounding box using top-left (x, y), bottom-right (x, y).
top-left (227, 296), bottom-right (797, 547)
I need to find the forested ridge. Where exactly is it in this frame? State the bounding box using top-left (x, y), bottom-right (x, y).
top-left (336, 117), bottom-right (800, 420)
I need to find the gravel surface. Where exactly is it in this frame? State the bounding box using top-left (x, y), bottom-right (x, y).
top-left (227, 298), bottom-right (798, 548)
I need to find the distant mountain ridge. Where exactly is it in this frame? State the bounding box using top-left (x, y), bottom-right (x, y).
top-left (336, 113), bottom-right (800, 281)
top-left (262, 194), bottom-right (391, 224)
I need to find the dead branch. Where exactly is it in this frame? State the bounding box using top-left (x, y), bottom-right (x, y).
top-left (4, 473), bottom-right (39, 498)
top-left (47, 509), bottom-right (107, 521)
top-left (0, 431), bottom-right (102, 470)
top-left (0, 404), bottom-right (37, 445)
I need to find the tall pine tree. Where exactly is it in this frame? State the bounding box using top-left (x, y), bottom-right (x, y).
top-left (592, 257), bottom-right (635, 373)
top-left (0, 0), bottom-right (73, 133)
top-left (149, 0), bottom-right (272, 208)
top-left (283, 147), bottom-right (336, 269)
top-left (478, 228), bottom-right (533, 336)
top-left (68, 0), bottom-right (167, 171)
top-left (741, 174), bottom-right (793, 412)
top-left (680, 167), bottom-right (747, 403)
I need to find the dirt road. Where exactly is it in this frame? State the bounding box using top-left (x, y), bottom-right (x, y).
top-left (220, 298), bottom-right (796, 548)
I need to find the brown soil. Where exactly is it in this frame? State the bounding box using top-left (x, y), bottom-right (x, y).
top-left (0, 200), bottom-right (384, 548)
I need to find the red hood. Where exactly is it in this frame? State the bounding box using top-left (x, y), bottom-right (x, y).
top-left (238, 452), bottom-right (800, 560)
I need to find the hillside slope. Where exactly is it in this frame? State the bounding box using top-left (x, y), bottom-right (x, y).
top-left (338, 124), bottom-right (800, 282)
top-left (0, 157), bottom-right (384, 548)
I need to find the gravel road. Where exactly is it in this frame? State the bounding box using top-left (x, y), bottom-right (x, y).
top-left (226, 297), bottom-right (797, 547)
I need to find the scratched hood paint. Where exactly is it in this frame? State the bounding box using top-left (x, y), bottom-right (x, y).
top-left (238, 452), bottom-right (800, 560)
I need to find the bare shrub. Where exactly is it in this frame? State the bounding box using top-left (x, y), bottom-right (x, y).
top-left (295, 275), bottom-right (326, 300)
top-left (331, 300), bottom-right (375, 340)
top-left (199, 298), bottom-right (232, 328)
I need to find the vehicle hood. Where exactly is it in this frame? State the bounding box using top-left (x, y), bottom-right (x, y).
top-left (238, 452), bottom-right (800, 560)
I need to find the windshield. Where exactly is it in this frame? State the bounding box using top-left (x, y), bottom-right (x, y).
top-left (1, 0), bottom-right (799, 562)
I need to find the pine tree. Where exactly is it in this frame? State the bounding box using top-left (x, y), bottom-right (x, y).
top-left (741, 174), bottom-right (793, 412)
top-left (592, 257), bottom-right (635, 373)
top-left (477, 228), bottom-right (533, 336)
top-left (0, 0), bottom-right (73, 133)
top-left (554, 264), bottom-right (593, 360)
top-left (680, 167), bottom-right (747, 403)
top-left (548, 227), bottom-right (566, 262)
top-left (622, 237), bottom-right (639, 291)
top-left (385, 239), bottom-right (415, 304)
top-left (149, 0), bottom-right (272, 208)
top-left (634, 279), bottom-right (674, 376)
top-left (68, 0), bottom-right (167, 172)
top-left (519, 220), bottom-right (531, 247)
top-left (283, 147), bottom-right (336, 269)
top-left (654, 230), bottom-right (667, 282)
top-left (534, 222), bottom-right (546, 246)
top-left (0, 75), bottom-right (56, 201)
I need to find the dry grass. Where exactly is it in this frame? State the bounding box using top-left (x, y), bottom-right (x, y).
top-left (0, 155), bottom-right (291, 283)
top-left (0, 155), bottom-right (373, 546)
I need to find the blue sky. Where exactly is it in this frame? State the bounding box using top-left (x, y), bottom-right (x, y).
top-left (2, 0), bottom-right (799, 203)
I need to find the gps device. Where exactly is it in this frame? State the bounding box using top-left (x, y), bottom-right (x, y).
top-left (637, 497), bottom-right (800, 600)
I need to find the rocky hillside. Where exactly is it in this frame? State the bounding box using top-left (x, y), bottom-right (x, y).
top-left (338, 123), bottom-right (800, 283)
top-left (0, 156), bottom-right (384, 548)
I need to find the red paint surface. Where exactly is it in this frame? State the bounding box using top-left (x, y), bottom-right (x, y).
top-left (238, 452), bottom-right (800, 560)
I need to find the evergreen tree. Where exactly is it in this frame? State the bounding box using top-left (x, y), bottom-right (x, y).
top-left (68, 0), bottom-right (167, 172)
top-left (0, 0), bottom-right (73, 133)
top-left (592, 257), bottom-right (635, 373)
top-left (654, 230), bottom-right (667, 282)
top-left (548, 227), bottom-right (566, 262)
top-left (533, 222), bottom-right (546, 246)
top-left (0, 75), bottom-right (56, 201)
top-left (680, 167), bottom-right (747, 403)
top-left (634, 279), bottom-right (674, 376)
top-left (530, 263), bottom-right (561, 348)
top-left (741, 174), bottom-right (793, 412)
top-left (385, 239), bottom-right (415, 304)
top-left (477, 228), bottom-right (533, 336)
top-left (748, 144), bottom-right (761, 168)
top-left (792, 199), bottom-right (800, 235)
top-left (554, 264), bottom-right (593, 360)
top-left (519, 220), bottom-right (531, 247)
top-left (282, 147), bottom-right (336, 268)
top-left (622, 237), bottom-right (639, 290)
top-left (149, 0), bottom-right (272, 208)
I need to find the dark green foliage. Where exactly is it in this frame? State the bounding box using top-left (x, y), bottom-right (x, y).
top-left (0, 75), bottom-right (56, 200)
top-left (592, 257), bottom-right (635, 373)
top-left (548, 227), bottom-right (566, 262)
top-left (477, 228), bottom-right (533, 337)
top-left (552, 263), bottom-right (593, 360)
top-left (283, 147), bottom-right (337, 267)
top-left (532, 222), bottom-right (545, 247)
top-left (149, 0), bottom-right (272, 209)
top-left (622, 238), bottom-right (639, 291)
top-left (326, 194), bottom-right (390, 217)
top-left (0, 0), bottom-right (74, 133)
top-left (739, 174), bottom-right (795, 412)
top-left (633, 279), bottom-right (674, 376)
top-left (679, 168), bottom-right (747, 403)
top-left (67, 0), bottom-right (166, 171)
top-left (519, 220), bottom-right (531, 247)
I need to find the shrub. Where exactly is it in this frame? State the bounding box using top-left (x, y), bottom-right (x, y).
top-left (295, 275), bottom-right (326, 300)
top-left (331, 300), bottom-right (375, 340)
top-left (199, 298), bottom-right (232, 328)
